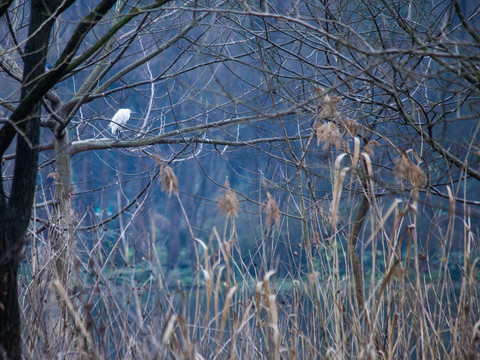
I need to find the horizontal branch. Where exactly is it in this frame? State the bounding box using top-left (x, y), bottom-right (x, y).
top-left (70, 104), bottom-right (309, 155)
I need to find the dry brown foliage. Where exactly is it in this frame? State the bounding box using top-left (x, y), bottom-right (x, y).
top-left (342, 118), bottom-right (360, 136)
top-left (319, 96), bottom-right (342, 119)
top-left (315, 121), bottom-right (343, 149)
top-left (265, 191), bottom-right (280, 229)
top-left (315, 86), bottom-right (342, 119)
top-left (314, 86), bottom-right (329, 105)
top-left (160, 165), bottom-right (178, 195)
top-left (217, 179), bottom-right (240, 218)
top-left (314, 86), bottom-right (342, 119)
top-left (393, 152), bottom-right (426, 187)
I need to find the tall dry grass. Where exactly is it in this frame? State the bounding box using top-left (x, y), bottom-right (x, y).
top-left (19, 89), bottom-right (479, 359)
top-left (20, 181), bottom-right (480, 359)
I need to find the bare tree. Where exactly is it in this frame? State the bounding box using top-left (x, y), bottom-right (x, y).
top-left (1, 0), bottom-right (479, 358)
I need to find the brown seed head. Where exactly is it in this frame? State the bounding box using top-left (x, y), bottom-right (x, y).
top-left (314, 86), bottom-right (330, 105)
top-left (342, 118), bottom-right (360, 136)
top-left (217, 179), bottom-right (240, 218)
top-left (315, 121), bottom-right (342, 149)
top-left (160, 166), bottom-right (178, 195)
top-left (363, 140), bottom-right (379, 157)
top-left (265, 191), bottom-right (280, 229)
top-left (393, 154), bottom-right (426, 187)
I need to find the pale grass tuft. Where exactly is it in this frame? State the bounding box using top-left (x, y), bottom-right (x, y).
top-left (342, 117), bottom-right (360, 136)
top-left (315, 121), bottom-right (342, 149)
top-left (318, 95), bottom-right (342, 119)
top-left (265, 191), bottom-right (280, 229)
top-left (314, 86), bottom-right (342, 119)
top-left (393, 153), bottom-right (426, 187)
top-left (363, 140), bottom-right (379, 157)
top-left (159, 165), bottom-right (178, 195)
top-left (314, 86), bottom-right (330, 105)
top-left (216, 179), bottom-right (240, 218)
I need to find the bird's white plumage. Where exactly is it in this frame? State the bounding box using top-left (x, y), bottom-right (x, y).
top-left (109, 108), bottom-right (132, 135)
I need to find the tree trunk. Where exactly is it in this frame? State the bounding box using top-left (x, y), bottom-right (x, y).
top-left (50, 130), bottom-right (75, 284)
top-left (0, 1), bottom-right (66, 358)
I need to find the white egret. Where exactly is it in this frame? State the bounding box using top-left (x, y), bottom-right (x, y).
top-left (109, 108), bottom-right (132, 135)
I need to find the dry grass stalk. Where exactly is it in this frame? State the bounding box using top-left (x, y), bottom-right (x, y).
top-left (151, 153), bottom-right (163, 166)
top-left (52, 280), bottom-right (100, 360)
top-left (160, 165), bottom-right (178, 195)
top-left (315, 121), bottom-right (342, 149)
top-left (216, 286), bottom-right (237, 350)
top-left (265, 191), bottom-right (280, 229)
top-left (446, 186), bottom-right (455, 219)
top-left (20, 189), bottom-right (480, 359)
top-left (352, 136), bottom-right (361, 169)
top-left (217, 179), bottom-right (240, 219)
top-left (330, 154), bottom-right (349, 229)
top-left (196, 238), bottom-right (213, 329)
top-left (214, 265), bottom-right (225, 330)
top-left (20, 136), bottom-right (480, 359)
top-left (162, 314), bottom-right (177, 344)
top-left (376, 260), bottom-right (405, 306)
top-left (363, 140), bottom-right (379, 157)
top-left (361, 152), bottom-right (376, 202)
top-left (255, 280), bottom-right (262, 327)
top-left (393, 153), bottom-right (426, 187)
top-left (266, 293), bottom-right (280, 360)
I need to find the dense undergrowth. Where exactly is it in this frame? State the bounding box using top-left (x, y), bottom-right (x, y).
top-left (19, 147), bottom-right (480, 359)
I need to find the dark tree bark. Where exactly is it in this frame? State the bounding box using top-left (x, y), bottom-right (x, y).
top-left (0, 1), bottom-right (13, 18)
top-left (0, 1), bottom-right (71, 358)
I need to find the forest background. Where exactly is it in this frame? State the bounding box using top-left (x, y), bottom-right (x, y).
top-left (0, 0), bottom-right (479, 359)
